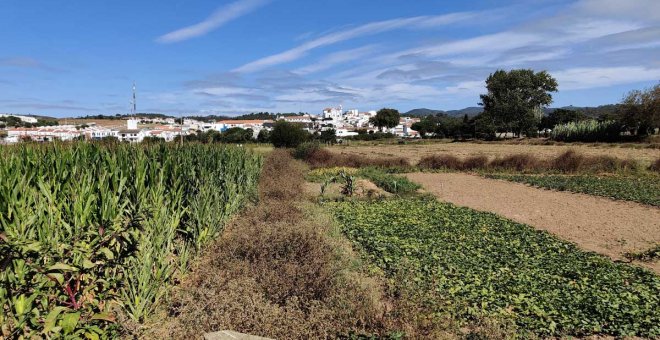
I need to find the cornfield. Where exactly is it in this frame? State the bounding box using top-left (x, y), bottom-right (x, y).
top-left (551, 120), bottom-right (621, 142)
top-left (0, 142), bottom-right (262, 338)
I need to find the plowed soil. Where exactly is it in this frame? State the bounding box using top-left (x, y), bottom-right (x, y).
top-left (406, 172), bottom-right (660, 274)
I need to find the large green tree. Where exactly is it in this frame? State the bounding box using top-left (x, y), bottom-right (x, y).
top-left (270, 120), bottom-right (310, 148)
top-left (370, 108), bottom-right (400, 131)
top-left (540, 108), bottom-right (586, 130)
top-left (479, 69), bottom-right (558, 137)
top-left (619, 83), bottom-right (659, 136)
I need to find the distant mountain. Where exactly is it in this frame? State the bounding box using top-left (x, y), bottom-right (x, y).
top-left (444, 107), bottom-right (483, 117)
top-left (406, 104), bottom-right (622, 119)
top-left (404, 108), bottom-right (445, 116)
top-left (404, 107), bottom-right (482, 118)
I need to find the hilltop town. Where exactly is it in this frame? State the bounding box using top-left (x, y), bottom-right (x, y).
top-left (0, 106), bottom-right (420, 143)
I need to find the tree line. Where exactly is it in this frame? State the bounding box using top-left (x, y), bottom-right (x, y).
top-left (410, 69), bottom-right (659, 141)
top-left (0, 116), bottom-right (59, 128)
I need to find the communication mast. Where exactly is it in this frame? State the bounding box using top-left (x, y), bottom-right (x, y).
top-left (130, 82), bottom-right (137, 117)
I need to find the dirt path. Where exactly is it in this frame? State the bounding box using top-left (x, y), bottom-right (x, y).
top-left (406, 172), bottom-right (660, 273)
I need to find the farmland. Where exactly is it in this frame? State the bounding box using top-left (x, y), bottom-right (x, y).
top-left (331, 140), bottom-right (660, 165)
top-left (486, 173), bottom-right (660, 206)
top-left (0, 143), bottom-right (262, 338)
top-left (329, 197), bottom-right (660, 337)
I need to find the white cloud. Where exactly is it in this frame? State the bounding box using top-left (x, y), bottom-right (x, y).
top-left (294, 45), bottom-right (378, 75)
top-left (574, 0), bottom-right (660, 22)
top-left (156, 0), bottom-right (270, 43)
top-left (234, 12), bottom-right (477, 73)
top-left (553, 66), bottom-right (660, 90)
top-left (0, 57), bottom-right (42, 68)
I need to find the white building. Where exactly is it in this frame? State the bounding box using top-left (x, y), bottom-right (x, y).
top-left (87, 127), bottom-right (116, 140)
top-left (323, 106), bottom-right (343, 120)
top-left (6, 126), bottom-right (82, 142)
top-left (280, 115), bottom-right (313, 124)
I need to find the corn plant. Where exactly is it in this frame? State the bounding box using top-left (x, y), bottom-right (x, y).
top-left (551, 120), bottom-right (621, 142)
top-left (0, 142), bottom-right (262, 337)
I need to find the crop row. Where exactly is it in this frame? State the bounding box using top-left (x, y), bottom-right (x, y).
top-left (329, 197), bottom-right (660, 337)
top-left (0, 143), bottom-right (262, 338)
top-left (486, 174), bottom-right (660, 206)
top-left (307, 167), bottom-right (419, 195)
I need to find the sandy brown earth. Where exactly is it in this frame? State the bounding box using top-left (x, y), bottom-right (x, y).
top-left (406, 172), bottom-right (660, 274)
top-left (333, 142), bottom-right (660, 165)
top-left (304, 179), bottom-right (390, 199)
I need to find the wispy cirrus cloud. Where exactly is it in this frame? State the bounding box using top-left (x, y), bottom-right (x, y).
top-left (156, 0), bottom-right (270, 43)
top-left (554, 66), bottom-right (660, 90)
top-left (294, 45), bottom-right (378, 75)
top-left (0, 57), bottom-right (62, 72)
top-left (233, 12), bottom-right (477, 73)
top-left (153, 0), bottom-right (660, 116)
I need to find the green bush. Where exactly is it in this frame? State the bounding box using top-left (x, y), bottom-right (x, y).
top-left (270, 120), bottom-right (310, 148)
top-left (293, 141), bottom-right (321, 160)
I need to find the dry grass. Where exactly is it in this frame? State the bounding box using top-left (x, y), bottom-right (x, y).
top-left (418, 150), bottom-right (642, 173)
top-left (304, 147), bottom-right (410, 169)
top-left (143, 150), bottom-right (519, 339)
top-left (332, 141), bottom-right (660, 166)
top-left (650, 158), bottom-right (660, 172)
top-left (143, 150), bottom-right (388, 339)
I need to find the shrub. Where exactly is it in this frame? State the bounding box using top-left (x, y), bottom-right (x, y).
top-left (417, 155), bottom-right (462, 170)
top-left (270, 120), bottom-right (310, 148)
top-left (549, 150), bottom-right (585, 172)
top-left (292, 141), bottom-right (321, 160)
top-left (490, 154), bottom-right (540, 171)
top-left (416, 150), bottom-right (640, 173)
top-left (301, 147), bottom-right (410, 169)
top-left (462, 155), bottom-right (489, 170)
top-left (551, 120), bottom-right (622, 142)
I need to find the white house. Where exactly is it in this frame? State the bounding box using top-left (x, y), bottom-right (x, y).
top-left (323, 106), bottom-right (343, 120)
top-left (280, 115), bottom-right (313, 123)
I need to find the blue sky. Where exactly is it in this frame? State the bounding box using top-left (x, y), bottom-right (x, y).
top-left (1, 0), bottom-right (659, 117)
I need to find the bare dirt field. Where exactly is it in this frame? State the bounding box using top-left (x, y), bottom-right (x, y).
top-left (406, 172), bottom-right (660, 273)
top-left (57, 118), bottom-right (127, 127)
top-left (332, 141), bottom-right (660, 165)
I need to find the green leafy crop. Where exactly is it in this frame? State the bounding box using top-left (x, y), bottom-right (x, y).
top-left (486, 174), bottom-right (660, 206)
top-left (329, 197), bottom-right (660, 337)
